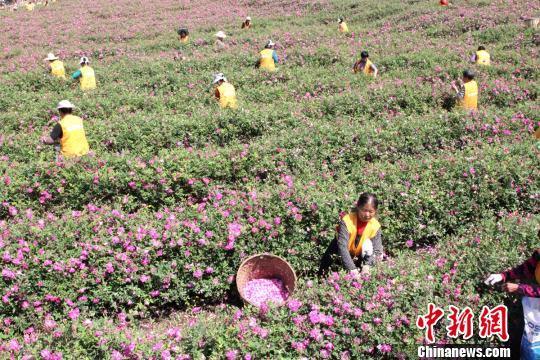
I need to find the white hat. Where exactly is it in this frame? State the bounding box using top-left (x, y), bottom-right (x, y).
top-left (246, 16), bottom-right (251, 21)
top-left (79, 56), bottom-right (90, 65)
top-left (266, 40), bottom-right (275, 47)
top-left (215, 31), bottom-right (227, 39)
top-left (44, 53), bottom-right (59, 61)
top-left (57, 100), bottom-right (75, 109)
top-left (338, 18), bottom-right (343, 23)
top-left (213, 73), bottom-right (227, 84)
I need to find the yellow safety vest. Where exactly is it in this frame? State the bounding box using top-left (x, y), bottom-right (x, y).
top-left (217, 82), bottom-right (237, 109)
top-left (180, 36), bottom-right (189, 44)
top-left (339, 22), bottom-right (349, 33)
top-left (59, 115), bottom-right (90, 157)
top-left (361, 59), bottom-right (375, 75)
top-left (79, 66), bottom-right (96, 90)
top-left (50, 60), bottom-right (66, 79)
top-left (476, 50), bottom-right (491, 66)
top-left (459, 80), bottom-right (478, 111)
top-left (259, 49), bottom-right (276, 71)
top-left (25, 3), bottom-right (35, 11)
top-left (337, 213), bottom-right (381, 257)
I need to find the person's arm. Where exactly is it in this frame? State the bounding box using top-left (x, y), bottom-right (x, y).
top-left (352, 61), bottom-right (360, 73)
top-left (370, 64), bottom-right (378, 77)
top-left (272, 50), bottom-right (279, 64)
top-left (363, 230), bottom-right (383, 266)
top-left (501, 250), bottom-right (540, 282)
top-left (336, 219), bottom-right (357, 270)
top-left (214, 88), bottom-right (220, 99)
top-left (42, 123), bottom-right (62, 145)
top-left (452, 82), bottom-right (464, 98)
top-left (516, 284), bottom-right (540, 298)
top-left (470, 54), bottom-right (477, 63)
top-left (71, 70), bottom-right (82, 80)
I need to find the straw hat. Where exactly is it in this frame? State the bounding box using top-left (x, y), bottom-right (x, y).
top-left (79, 56), bottom-right (90, 65)
top-left (246, 16), bottom-right (251, 21)
top-left (213, 73), bottom-right (227, 84)
top-left (215, 31), bottom-right (227, 39)
top-left (266, 40), bottom-right (275, 47)
top-left (44, 53), bottom-right (59, 61)
top-left (57, 100), bottom-right (75, 109)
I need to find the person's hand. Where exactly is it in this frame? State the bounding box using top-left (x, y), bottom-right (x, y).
top-left (361, 265), bottom-right (371, 274)
top-left (351, 269), bottom-right (361, 278)
top-left (484, 274), bottom-right (503, 286)
top-left (361, 239), bottom-right (373, 257)
top-left (502, 283), bottom-right (519, 293)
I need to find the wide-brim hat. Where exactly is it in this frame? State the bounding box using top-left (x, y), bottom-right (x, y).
top-left (44, 53), bottom-right (58, 61)
top-left (215, 31), bottom-right (227, 38)
top-left (57, 100), bottom-right (75, 109)
top-left (266, 40), bottom-right (275, 47)
top-left (246, 16), bottom-right (251, 21)
top-left (79, 56), bottom-right (90, 65)
top-left (213, 73), bottom-right (227, 84)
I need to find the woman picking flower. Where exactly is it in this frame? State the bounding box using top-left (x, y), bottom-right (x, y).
top-left (319, 193), bottom-right (383, 276)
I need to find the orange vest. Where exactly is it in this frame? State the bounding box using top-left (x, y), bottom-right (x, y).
top-left (180, 36), bottom-right (189, 44)
top-left (337, 213), bottom-right (381, 257)
top-left (259, 49), bottom-right (276, 71)
top-left (475, 50), bottom-right (490, 66)
top-left (79, 66), bottom-right (96, 90)
top-left (459, 80), bottom-right (478, 110)
top-left (50, 60), bottom-right (66, 79)
top-left (534, 127), bottom-right (540, 140)
top-left (59, 115), bottom-right (90, 157)
top-left (217, 82), bottom-right (238, 109)
top-left (339, 22), bottom-right (349, 33)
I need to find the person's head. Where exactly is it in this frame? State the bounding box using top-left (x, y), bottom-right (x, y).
top-left (44, 53), bottom-right (58, 62)
top-left (245, 16), bottom-right (251, 23)
top-left (178, 28), bottom-right (189, 38)
top-left (57, 100), bottom-right (75, 117)
top-left (338, 17), bottom-right (344, 23)
top-left (360, 51), bottom-right (369, 59)
top-left (462, 69), bottom-right (475, 82)
top-left (478, 45), bottom-right (486, 51)
top-left (356, 193), bottom-right (379, 222)
top-left (213, 73), bottom-right (227, 86)
top-left (215, 31), bottom-right (226, 40)
top-left (79, 56), bottom-right (90, 66)
top-left (265, 40), bottom-right (275, 49)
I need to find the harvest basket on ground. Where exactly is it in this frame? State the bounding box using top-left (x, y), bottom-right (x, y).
top-left (236, 253), bottom-right (297, 307)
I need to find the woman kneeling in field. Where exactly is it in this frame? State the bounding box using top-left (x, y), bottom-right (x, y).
top-left (319, 193), bottom-right (383, 277)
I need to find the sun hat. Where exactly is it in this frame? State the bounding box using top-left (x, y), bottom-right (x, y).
top-left (246, 16), bottom-right (251, 21)
top-left (57, 100), bottom-right (75, 109)
top-left (44, 53), bottom-right (59, 61)
top-left (213, 73), bottom-right (227, 84)
top-left (79, 56), bottom-right (90, 65)
top-left (266, 40), bottom-right (275, 47)
top-left (215, 31), bottom-right (227, 38)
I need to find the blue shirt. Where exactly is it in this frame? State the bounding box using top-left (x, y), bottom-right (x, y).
top-left (71, 70), bottom-right (82, 80)
top-left (272, 50), bottom-right (279, 64)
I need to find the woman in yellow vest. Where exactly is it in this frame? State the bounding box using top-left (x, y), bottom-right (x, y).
top-left (257, 40), bottom-right (278, 71)
top-left (452, 69), bottom-right (478, 111)
top-left (214, 31), bottom-right (227, 52)
top-left (353, 51), bottom-right (378, 77)
top-left (24, 1), bottom-right (35, 11)
top-left (241, 16), bottom-right (252, 29)
top-left (471, 46), bottom-right (490, 66)
top-left (213, 73), bottom-right (238, 110)
top-left (44, 53), bottom-right (66, 79)
top-left (41, 100), bottom-right (90, 158)
top-left (318, 193), bottom-right (383, 276)
top-left (338, 17), bottom-right (349, 33)
top-left (71, 57), bottom-right (96, 90)
top-left (178, 28), bottom-right (189, 44)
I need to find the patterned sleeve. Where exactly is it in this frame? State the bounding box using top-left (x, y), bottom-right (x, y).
top-left (336, 219), bottom-right (357, 270)
top-left (517, 284), bottom-right (540, 298)
top-left (501, 251), bottom-right (540, 282)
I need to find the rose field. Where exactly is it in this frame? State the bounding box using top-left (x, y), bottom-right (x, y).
top-left (0, 0), bottom-right (539, 358)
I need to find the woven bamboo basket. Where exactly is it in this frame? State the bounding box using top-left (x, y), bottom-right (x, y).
top-left (236, 253), bottom-right (297, 307)
top-left (525, 18), bottom-right (539, 28)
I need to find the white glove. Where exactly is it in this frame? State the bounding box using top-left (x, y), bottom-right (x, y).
top-left (351, 269), bottom-right (361, 278)
top-left (361, 265), bottom-right (371, 275)
top-left (361, 239), bottom-right (373, 257)
top-left (484, 274), bottom-right (503, 286)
